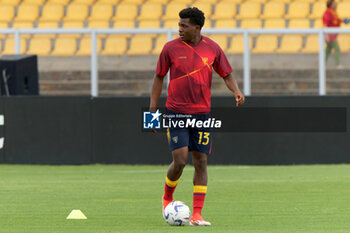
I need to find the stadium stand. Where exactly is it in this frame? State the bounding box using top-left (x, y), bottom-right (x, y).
top-left (252, 35), bottom-right (278, 54)
top-left (163, 20), bottom-right (179, 28)
top-left (163, 3), bottom-right (188, 20)
top-left (337, 2), bottom-right (350, 19)
top-left (127, 35), bottom-right (153, 55)
top-left (215, 19), bottom-right (237, 28)
top-left (22, 0), bottom-right (46, 5)
top-left (152, 35), bottom-right (167, 54)
top-left (285, 2), bottom-right (309, 19)
top-left (71, 0), bottom-right (96, 4)
top-left (191, 2), bottom-right (212, 18)
top-left (309, 2), bottom-right (327, 19)
top-left (61, 21), bottom-right (84, 38)
top-left (35, 21), bottom-right (59, 38)
top-left (209, 34), bottom-right (228, 51)
top-left (138, 3), bottom-right (163, 20)
top-left (76, 37), bottom-right (102, 56)
top-left (2, 38), bottom-right (27, 55)
top-left (240, 19), bottom-right (262, 29)
top-left (14, 4), bottom-right (39, 23)
top-left (12, 22), bottom-right (33, 39)
top-left (64, 4), bottom-right (89, 22)
top-left (88, 4), bottom-right (114, 21)
top-left (51, 37), bottom-right (77, 56)
top-left (260, 2), bottom-right (285, 19)
top-left (264, 19), bottom-right (286, 28)
top-left (227, 35), bottom-right (252, 54)
top-left (236, 2), bottom-right (261, 19)
top-left (211, 2), bottom-right (236, 20)
top-left (338, 35), bottom-right (350, 52)
top-left (1, 0), bottom-right (21, 5)
top-left (277, 35), bottom-right (303, 53)
top-left (40, 4), bottom-right (64, 22)
top-left (0, 5), bottom-right (15, 23)
top-left (301, 34), bottom-right (319, 53)
top-left (47, 0), bottom-right (70, 5)
top-left (27, 37), bottom-right (52, 56)
top-left (101, 36), bottom-right (128, 55)
top-left (113, 3), bottom-right (138, 21)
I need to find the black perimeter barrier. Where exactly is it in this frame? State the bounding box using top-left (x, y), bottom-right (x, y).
top-left (0, 96), bottom-right (349, 165)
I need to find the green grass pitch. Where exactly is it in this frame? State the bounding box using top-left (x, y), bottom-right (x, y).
top-left (1, 164), bottom-right (350, 233)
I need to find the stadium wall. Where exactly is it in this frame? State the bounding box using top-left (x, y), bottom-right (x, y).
top-left (0, 96), bottom-right (349, 165)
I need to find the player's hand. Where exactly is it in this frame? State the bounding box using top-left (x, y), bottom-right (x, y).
top-left (234, 91), bottom-right (245, 107)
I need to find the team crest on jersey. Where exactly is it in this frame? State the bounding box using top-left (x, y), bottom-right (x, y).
top-left (172, 136), bottom-right (178, 143)
top-left (202, 57), bottom-right (208, 65)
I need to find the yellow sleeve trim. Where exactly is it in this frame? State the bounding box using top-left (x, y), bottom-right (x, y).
top-left (166, 176), bottom-right (179, 188)
top-left (194, 185), bottom-right (207, 193)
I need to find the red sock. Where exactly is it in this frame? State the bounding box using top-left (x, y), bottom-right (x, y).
top-left (193, 185), bottom-right (207, 218)
top-left (163, 176), bottom-right (179, 201)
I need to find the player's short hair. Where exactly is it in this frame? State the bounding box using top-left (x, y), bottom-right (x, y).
top-left (327, 0), bottom-right (334, 8)
top-left (179, 7), bottom-right (205, 29)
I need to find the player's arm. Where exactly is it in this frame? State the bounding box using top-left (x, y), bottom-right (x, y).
top-left (149, 74), bottom-right (165, 111)
top-left (223, 74), bottom-right (245, 107)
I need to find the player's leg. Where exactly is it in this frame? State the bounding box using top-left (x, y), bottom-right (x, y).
top-left (325, 42), bottom-right (332, 62)
top-left (333, 40), bottom-right (340, 66)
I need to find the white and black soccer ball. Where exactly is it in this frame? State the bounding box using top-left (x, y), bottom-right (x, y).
top-left (163, 201), bottom-right (191, 226)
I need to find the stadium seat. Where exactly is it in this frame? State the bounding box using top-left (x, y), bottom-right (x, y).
top-left (220, 0), bottom-right (242, 4)
top-left (89, 4), bottom-right (113, 21)
top-left (0, 23), bottom-right (8, 39)
top-left (338, 35), bottom-right (350, 53)
top-left (190, 2), bottom-right (212, 18)
top-left (211, 2), bottom-right (236, 20)
top-left (40, 4), bottom-right (64, 22)
top-left (127, 35), bottom-right (153, 55)
top-left (236, 2), bottom-right (261, 19)
top-left (71, 0), bottom-right (96, 4)
top-left (309, 2), bottom-right (327, 19)
top-left (1, 0), bottom-right (21, 6)
top-left (46, 0), bottom-right (70, 5)
top-left (171, 0), bottom-right (193, 4)
top-left (147, 0), bottom-right (168, 3)
top-left (113, 4), bottom-right (138, 21)
top-left (313, 19), bottom-right (323, 28)
top-left (194, 0), bottom-right (218, 3)
top-left (97, 0), bottom-right (120, 4)
top-left (261, 2), bottom-right (285, 19)
top-left (240, 19), bottom-right (262, 29)
top-left (288, 19), bottom-right (310, 28)
top-left (249, 0), bottom-right (267, 4)
top-left (101, 36), bottom-right (128, 55)
top-left (76, 37), bottom-right (102, 56)
top-left (121, 0), bottom-right (144, 4)
top-left (297, 0), bottom-right (316, 3)
top-left (227, 35), bottom-right (252, 54)
top-left (152, 35), bottom-right (167, 54)
top-left (252, 35), bottom-right (278, 53)
top-left (138, 3), bottom-right (163, 20)
top-left (215, 19), bottom-right (237, 28)
top-left (0, 5), bottom-right (15, 23)
top-left (64, 4), bottom-right (89, 22)
top-left (264, 19), bottom-right (286, 28)
top-left (301, 34), bottom-right (319, 53)
top-left (277, 35), bottom-right (303, 53)
top-left (138, 20), bottom-right (161, 38)
top-left (285, 2), bottom-right (310, 19)
top-left (113, 20), bottom-right (135, 37)
top-left (22, 0), bottom-right (46, 5)
top-left (163, 3), bottom-right (188, 20)
top-left (163, 20), bottom-right (179, 28)
top-left (61, 21), bottom-right (85, 38)
top-left (12, 22), bottom-right (33, 39)
top-left (267, 0), bottom-right (291, 3)
top-left (337, 2), bottom-right (350, 19)
top-left (14, 5), bottom-right (39, 23)
top-left (27, 37), bottom-right (51, 56)
top-left (2, 38), bottom-right (27, 55)
top-left (51, 37), bottom-right (77, 56)
top-left (35, 21), bottom-right (59, 38)
top-left (88, 21), bottom-right (110, 38)
top-left (209, 34), bottom-right (228, 51)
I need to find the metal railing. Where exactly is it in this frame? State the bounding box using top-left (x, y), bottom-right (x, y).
top-left (0, 27), bottom-right (349, 96)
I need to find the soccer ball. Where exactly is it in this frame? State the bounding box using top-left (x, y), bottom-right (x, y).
top-left (163, 201), bottom-right (191, 226)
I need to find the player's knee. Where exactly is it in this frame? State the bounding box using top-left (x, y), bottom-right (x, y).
top-left (193, 156), bottom-right (207, 171)
top-left (173, 160), bottom-right (186, 172)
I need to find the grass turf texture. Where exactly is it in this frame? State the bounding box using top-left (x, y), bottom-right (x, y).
top-left (1, 165), bottom-right (350, 232)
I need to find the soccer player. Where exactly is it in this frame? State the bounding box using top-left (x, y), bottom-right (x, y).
top-left (149, 7), bottom-right (245, 226)
top-left (323, 0), bottom-right (350, 69)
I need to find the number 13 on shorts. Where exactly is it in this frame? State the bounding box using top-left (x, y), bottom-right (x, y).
top-left (198, 132), bottom-right (210, 145)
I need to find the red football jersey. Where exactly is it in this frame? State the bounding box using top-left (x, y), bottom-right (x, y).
top-left (323, 8), bottom-right (342, 42)
top-left (156, 36), bottom-right (232, 114)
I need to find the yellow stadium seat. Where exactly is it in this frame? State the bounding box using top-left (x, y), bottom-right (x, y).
top-left (163, 3), bottom-right (187, 20)
top-left (0, 5), bottom-right (15, 23)
top-left (2, 38), bottom-right (27, 55)
top-left (40, 4), bottom-right (64, 22)
top-left (301, 34), bottom-right (319, 53)
top-left (252, 35), bottom-right (278, 54)
top-left (285, 2), bottom-right (310, 19)
top-left (264, 19), bottom-right (286, 28)
top-left (163, 20), bottom-right (179, 28)
top-left (268, 0), bottom-right (291, 3)
top-left (27, 38), bottom-right (51, 56)
top-left (236, 2), bottom-right (261, 19)
top-left (22, 0), bottom-right (46, 5)
top-left (249, 0), bottom-right (267, 4)
top-left (191, 2), bottom-right (212, 18)
top-left (64, 4), bottom-right (89, 22)
top-left (0, 23), bottom-right (8, 39)
top-left (211, 2), bottom-right (236, 20)
top-left (89, 4), bottom-right (113, 21)
top-left (227, 35), bottom-right (252, 54)
top-left (337, 2), bottom-right (350, 18)
top-left (338, 35), bottom-right (350, 53)
top-left (261, 2), bottom-right (285, 19)
top-left (215, 19), bottom-right (237, 28)
top-left (297, 0), bottom-right (315, 3)
top-left (113, 4), bottom-right (138, 21)
top-left (220, 0), bottom-right (242, 4)
top-left (277, 35), bottom-right (303, 53)
top-left (138, 3), bottom-right (163, 20)
top-left (1, 0), bottom-right (21, 6)
top-left (11, 22), bottom-right (33, 39)
top-left (170, 0), bottom-right (193, 4)
top-left (76, 37), bottom-right (102, 56)
top-left (148, 0), bottom-right (168, 3)
top-left (88, 20), bottom-right (110, 28)
top-left (313, 19), bottom-right (323, 28)
top-left (14, 5), bottom-right (39, 22)
top-left (288, 19), bottom-right (310, 28)
top-left (309, 2), bottom-right (327, 19)
top-left (47, 0), bottom-right (70, 5)
top-left (61, 21), bottom-right (85, 38)
top-left (35, 22), bottom-right (59, 38)
top-left (138, 20), bottom-right (161, 37)
top-left (127, 35), bottom-right (153, 55)
top-left (71, 0), bottom-right (96, 4)
top-left (203, 19), bottom-right (212, 28)
top-left (52, 37), bottom-right (77, 56)
top-left (194, 0), bottom-right (218, 3)
top-left (112, 20), bottom-right (135, 37)
top-left (101, 36), bottom-right (127, 55)
top-left (240, 19), bottom-right (262, 29)
top-left (120, 0), bottom-right (144, 4)
top-left (96, 0), bottom-right (120, 4)
top-left (152, 35), bottom-right (167, 54)
top-left (209, 34), bottom-right (228, 51)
